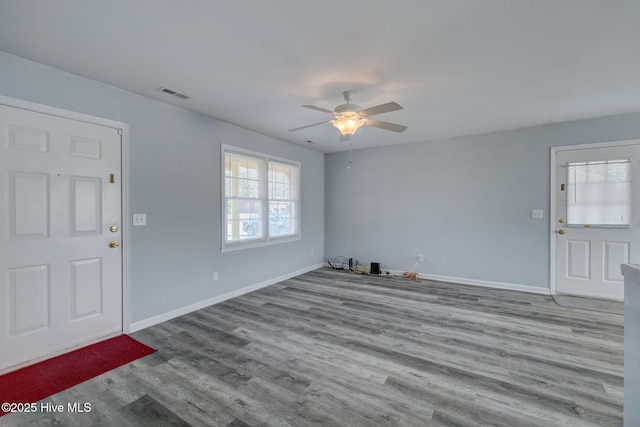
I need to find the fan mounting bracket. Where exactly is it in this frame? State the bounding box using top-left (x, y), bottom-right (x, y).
top-left (342, 90), bottom-right (355, 102)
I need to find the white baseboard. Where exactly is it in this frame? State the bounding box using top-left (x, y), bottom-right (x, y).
top-left (384, 269), bottom-right (551, 295)
top-left (129, 263), bottom-right (324, 332)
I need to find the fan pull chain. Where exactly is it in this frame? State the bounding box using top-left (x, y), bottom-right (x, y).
top-left (347, 143), bottom-right (353, 169)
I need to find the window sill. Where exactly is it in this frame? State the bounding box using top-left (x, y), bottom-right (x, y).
top-left (220, 235), bottom-right (301, 253)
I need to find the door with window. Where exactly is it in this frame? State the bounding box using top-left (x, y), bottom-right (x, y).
top-left (0, 103), bottom-right (123, 372)
top-left (555, 142), bottom-right (640, 300)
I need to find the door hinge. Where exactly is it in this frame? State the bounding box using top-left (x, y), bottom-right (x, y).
top-left (117, 129), bottom-right (122, 135)
top-left (109, 174), bottom-right (115, 184)
top-left (560, 183), bottom-right (565, 191)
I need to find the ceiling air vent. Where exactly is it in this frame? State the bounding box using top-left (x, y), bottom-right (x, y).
top-left (157, 87), bottom-right (190, 100)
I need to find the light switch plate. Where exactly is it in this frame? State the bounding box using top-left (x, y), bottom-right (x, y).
top-left (133, 213), bottom-right (147, 226)
top-left (531, 209), bottom-right (544, 219)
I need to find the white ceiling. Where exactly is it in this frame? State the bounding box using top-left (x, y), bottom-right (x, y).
top-left (1, 0), bottom-right (639, 153)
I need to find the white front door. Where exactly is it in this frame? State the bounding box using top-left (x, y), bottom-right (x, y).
top-left (0, 104), bottom-right (123, 372)
top-left (555, 142), bottom-right (640, 300)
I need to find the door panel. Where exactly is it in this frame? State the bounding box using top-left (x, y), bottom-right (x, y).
top-left (555, 143), bottom-right (640, 300)
top-left (8, 172), bottom-right (49, 239)
top-left (604, 242), bottom-right (629, 282)
top-left (70, 258), bottom-right (103, 320)
top-left (567, 239), bottom-right (590, 280)
top-left (70, 176), bottom-right (102, 235)
top-left (69, 135), bottom-right (101, 159)
top-left (7, 124), bottom-right (49, 153)
top-left (8, 265), bottom-right (49, 335)
top-left (0, 104), bottom-right (122, 372)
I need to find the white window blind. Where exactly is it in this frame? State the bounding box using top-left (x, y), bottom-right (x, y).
top-left (566, 159), bottom-right (631, 227)
top-left (222, 146), bottom-right (300, 250)
top-left (224, 152), bottom-right (265, 241)
top-left (268, 161), bottom-right (299, 237)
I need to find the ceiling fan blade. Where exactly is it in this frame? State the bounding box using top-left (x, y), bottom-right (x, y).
top-left (289, 120), bottom-right (333, 132)
top-left (359, 102), bottom-right (403, 117)
top-left (365, 119), bottom-right (408, 133)
top-left (302, 105), bottom-right (334, 114)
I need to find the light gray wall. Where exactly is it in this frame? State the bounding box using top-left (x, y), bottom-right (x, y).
top-left (325, 113), bottom-right (640, 288)
top-left (0, 51), bottom-right (324, 323)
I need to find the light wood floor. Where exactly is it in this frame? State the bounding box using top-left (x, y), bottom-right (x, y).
top-left (3, 268), bottom-right (623, 426)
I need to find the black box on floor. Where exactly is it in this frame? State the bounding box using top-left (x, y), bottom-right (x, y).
top-left (370, 262), bottom-right (380, 275)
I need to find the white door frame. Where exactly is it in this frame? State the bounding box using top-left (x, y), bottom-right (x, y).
top-left (550, 138), bottom-right (640, 296)
top-left (0, 94), bottom-right (131, 334)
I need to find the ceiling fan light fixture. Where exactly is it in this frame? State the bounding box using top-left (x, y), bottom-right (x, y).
top-left (289, 91), bottom-right (406, 140)
top-left (332, 114), bottom-right (366, 136)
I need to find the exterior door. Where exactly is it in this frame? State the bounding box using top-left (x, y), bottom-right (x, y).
top-left (555, 142), bottom-right (640, 300)
top-left (0, 104), bottom-right (123, 372)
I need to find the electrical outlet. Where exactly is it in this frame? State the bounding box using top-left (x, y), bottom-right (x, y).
top-left (132, 213), bottom-right (146, 226)
top-left (213, 272), bottom-right (219, 281)
top-left (418, 254), bottom-right (424, 261)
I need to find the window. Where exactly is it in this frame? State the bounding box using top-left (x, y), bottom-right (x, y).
top-left (222, 145), bottom-right (300, 250)
top-left (566, 159), bottom-right (630, 227)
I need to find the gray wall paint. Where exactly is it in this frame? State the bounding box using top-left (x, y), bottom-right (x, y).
top-left (0, 51), bottom-right (324, 323)
top-left (325, 113), bottom-right (640, 288)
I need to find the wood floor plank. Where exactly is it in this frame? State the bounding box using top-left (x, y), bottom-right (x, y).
top-left (1, 267), bottom-right (623, 426)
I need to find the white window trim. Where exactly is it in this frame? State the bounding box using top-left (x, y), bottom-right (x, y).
top-left (220, 144), bottom-right (301, 252)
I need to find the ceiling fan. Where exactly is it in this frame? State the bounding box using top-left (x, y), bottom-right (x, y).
top-left (289, 91), bottom-right (407, 141)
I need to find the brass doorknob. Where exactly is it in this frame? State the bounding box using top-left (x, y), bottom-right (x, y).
top-left (558, 229), bottom-right (566, 235)
top-left (109, 241), bottom-right (120, 248)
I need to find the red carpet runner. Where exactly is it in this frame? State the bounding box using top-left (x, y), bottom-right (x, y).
top-left (0, 335), bottom-right (156, 416)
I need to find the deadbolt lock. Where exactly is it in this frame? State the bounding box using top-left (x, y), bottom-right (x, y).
top-left (109, 241), bottom-right (120, 248)
top-left (109, 225), bottom-right (119, 233)
top-left (559, 218), bottom-right (566, 223)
